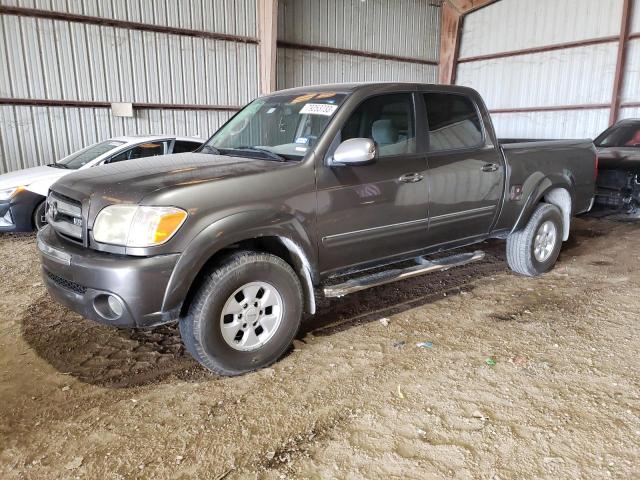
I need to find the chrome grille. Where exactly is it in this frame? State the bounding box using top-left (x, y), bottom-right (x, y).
top-left (46, 192), bottom-right (83, 241)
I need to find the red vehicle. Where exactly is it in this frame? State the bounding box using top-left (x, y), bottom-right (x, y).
top-left (594, 119), bottom-right (640, 213)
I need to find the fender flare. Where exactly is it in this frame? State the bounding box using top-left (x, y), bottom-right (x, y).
top-left (511, 175), bottom-right (574, 238)
top-left (162, 210), bottom-right (317, 315)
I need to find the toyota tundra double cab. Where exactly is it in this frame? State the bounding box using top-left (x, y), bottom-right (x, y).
top-left (37, 83), bottom-right (596, 375)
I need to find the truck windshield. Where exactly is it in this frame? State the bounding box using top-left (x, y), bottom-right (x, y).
top-left (56, 140), bottom-right (126, 169)
top-left (204, 92), bottom-right (348, 160)
top-left (596, 124), bottom-right (640, 148)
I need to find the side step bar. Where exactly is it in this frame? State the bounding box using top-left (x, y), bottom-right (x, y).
top-left (323, 250), bottom-right (485, 298)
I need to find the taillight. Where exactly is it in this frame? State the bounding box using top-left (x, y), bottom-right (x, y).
top-left (594, 154), bottom-right (599, 181)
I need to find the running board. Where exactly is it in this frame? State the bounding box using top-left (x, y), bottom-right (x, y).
top-left (323, 250), bottom-right (486, 298)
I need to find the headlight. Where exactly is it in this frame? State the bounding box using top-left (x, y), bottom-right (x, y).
top-left (0, 186), bottom-right (25, 201)
top-left (93, 205), bottom-right (187, 247)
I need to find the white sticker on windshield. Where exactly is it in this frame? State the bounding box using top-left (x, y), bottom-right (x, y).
top-left (300, 103), bottom-right (338, 116)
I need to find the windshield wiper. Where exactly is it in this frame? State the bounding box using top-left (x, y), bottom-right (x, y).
top-left (48, 163), bottom-right (68, 169)
top-left (232, 146), bottom-right (286, 162)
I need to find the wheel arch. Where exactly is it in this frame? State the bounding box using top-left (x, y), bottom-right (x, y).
top-left (163, 212), bottom-right (318, 318)
top-left (512, 176), bottom-right (574, 241)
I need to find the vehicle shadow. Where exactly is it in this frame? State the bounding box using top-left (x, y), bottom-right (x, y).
top-left (21, 220), bottom-right (613, 389)
top-left (302, 241), bottom-right (507, 337)
top-left (20, 240), bottom-right (507, 389)
top-left (20, 297), bottom-right (205, 388)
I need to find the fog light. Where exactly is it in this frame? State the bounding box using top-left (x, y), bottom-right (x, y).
top-left (107, 295), bottom-right (124, 317)
top-left (94, 294), bottom-right (125, 320)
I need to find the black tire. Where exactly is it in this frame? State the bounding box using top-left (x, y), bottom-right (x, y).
top-left (506, 203), bottom-right (564, 277)
top-left (179, 251), bottom-right (303, 376)
top-left (33, 201), bottom-right (47, 231)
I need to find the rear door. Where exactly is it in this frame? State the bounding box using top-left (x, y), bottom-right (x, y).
top-left (422, 91), bottom-right (504, 246)
top-left (316, 92), bottom-right (429, 274)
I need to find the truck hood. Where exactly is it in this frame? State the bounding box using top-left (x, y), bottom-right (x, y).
top-left (50, 152), bottom-right (291, 207)
top-left (0, 165), bottom-right (69, 195)
top-left (596, 147), bottom-right (640, 172)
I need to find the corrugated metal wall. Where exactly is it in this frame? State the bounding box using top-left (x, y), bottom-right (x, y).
top-left (4, 0), bottom-right (258, 37)
top-left (0, 17), bottom-right (257, 105)
top-left (276, 0), bottom-right (440, 89)
top-left (459, 0), bottom-right (623, 58)
top-left (0, 0), bottom-right (258, 173)
top-left (631, 0), bottom-right (640, 33)
top-left (622, 0), bottom-right (640, 120)
top-left (0, 106), bottom-right (233, 173)
top-left (456, 0), bottom-right (637, 139)
top-left (277, 48), bottom-right (438, 87)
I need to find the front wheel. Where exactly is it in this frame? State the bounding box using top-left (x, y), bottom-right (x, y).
top-left (33, 201), bottom-right (47, 231)
top-left (179, 251), bottom-right (303, 376)
top-left (506, 203), bottom-right (564, 276)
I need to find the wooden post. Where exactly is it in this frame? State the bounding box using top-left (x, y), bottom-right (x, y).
top-left (258, 0), bottom-right (278, 95)
top-left (609, 0), bottom-right (633, 125)
top-left (438, 2), bottom-right (462, 85)
top-left (438, 0), bottom-right (499, 85)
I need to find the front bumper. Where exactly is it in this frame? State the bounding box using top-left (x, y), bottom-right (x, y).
top-left (37, 226), bottom-right (181, 328)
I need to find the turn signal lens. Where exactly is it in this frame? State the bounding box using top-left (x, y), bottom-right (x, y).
top-left (0, 186), bottom-right (25, 201)
top-left (153, 211), bottom-right (188, 244)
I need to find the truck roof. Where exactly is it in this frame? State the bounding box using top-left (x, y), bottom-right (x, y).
top-left (269, 82), bottom-right (476, 96)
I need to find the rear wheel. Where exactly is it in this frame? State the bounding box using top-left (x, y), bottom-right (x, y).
top-left (33, 201), bottom-right (47, 231)
top-left (179, 251), bottom-right (303, 376)
top-left (506, 203), bottom-right (563, 276)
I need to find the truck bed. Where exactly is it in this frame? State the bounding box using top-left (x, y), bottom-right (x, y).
top-left (492, 138), bottom-right (596, 232)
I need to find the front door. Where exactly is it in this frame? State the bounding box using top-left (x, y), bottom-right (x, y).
top-left (316, 93), bottom-right (429, 275)
top-left (422, 91), bottom-right (504, 246)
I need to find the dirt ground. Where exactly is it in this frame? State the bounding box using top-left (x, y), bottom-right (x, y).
top-left (0, 215), bottom-right (638, 479)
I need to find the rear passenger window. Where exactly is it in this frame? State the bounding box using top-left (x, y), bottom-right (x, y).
top-left (172, 140), bottom-right (201, 154)
top-left (423, 93), bottom-right (483, 152)
top-left (341, 93), bottom-right (416, 157)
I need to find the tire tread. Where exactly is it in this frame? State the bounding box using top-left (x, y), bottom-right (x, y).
top-left (506, 203), bottom-right (563, 277)
top-left (179, 250), bottom-right (302, 376)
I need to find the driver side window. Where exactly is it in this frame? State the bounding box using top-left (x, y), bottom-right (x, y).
top-left (341, 93), bottom-right (416, 157)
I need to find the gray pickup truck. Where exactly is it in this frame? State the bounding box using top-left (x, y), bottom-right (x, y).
top-left (37, 83), bottom-right (596, 375)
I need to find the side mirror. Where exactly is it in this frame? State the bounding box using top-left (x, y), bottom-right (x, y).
top-left (330, 138), bottom-right (376, 166)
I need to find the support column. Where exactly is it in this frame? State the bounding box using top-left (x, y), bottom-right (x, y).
top-left (258, 0), bottom-right (278, 95)
top-left (438, 0), bottom-right (499, 85)
top-left (609, 0), bottom-right (633, 125)
top-left (438, 2), bottom-right (462, 85)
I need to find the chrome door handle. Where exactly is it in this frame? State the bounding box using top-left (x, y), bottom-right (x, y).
top-left (481, 163), bottom-right (499, 172)
top-left (399, 172), bottom-right (424, 183)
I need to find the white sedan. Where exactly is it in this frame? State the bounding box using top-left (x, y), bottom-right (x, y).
top-left (0, 135), bottom-right (203, 232)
